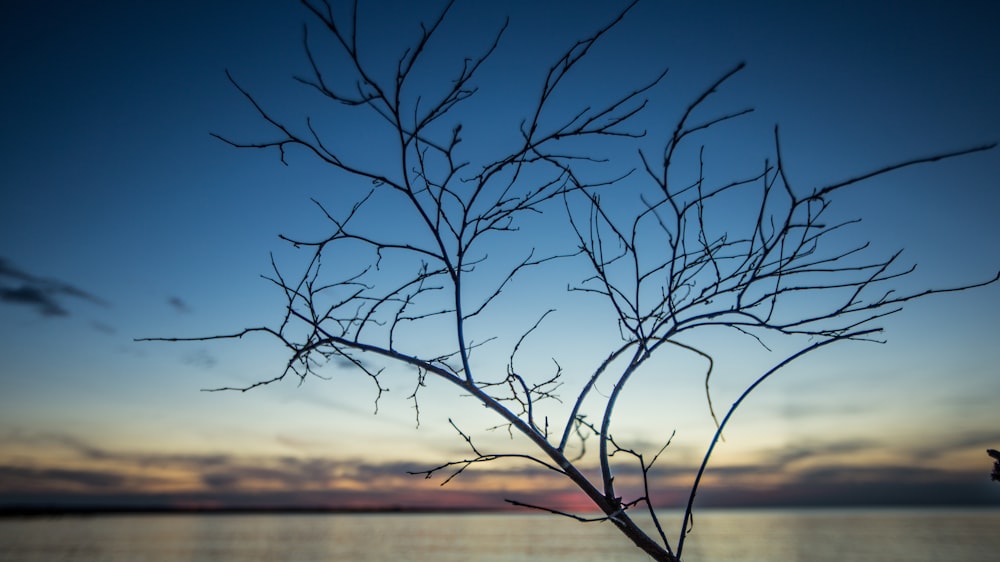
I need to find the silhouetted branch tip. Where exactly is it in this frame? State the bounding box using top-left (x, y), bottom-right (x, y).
top-left (989, 449), bottom-right (1000, 482)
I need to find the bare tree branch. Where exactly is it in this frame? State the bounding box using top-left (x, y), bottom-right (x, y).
top-left (148, 2), bottom-right (998, 560)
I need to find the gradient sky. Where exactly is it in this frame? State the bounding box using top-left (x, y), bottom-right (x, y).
top-left (2, 0), bottom-right (999, 519)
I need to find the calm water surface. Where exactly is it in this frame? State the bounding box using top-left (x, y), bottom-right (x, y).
top-left (2, 509), bottom-right (998, 561)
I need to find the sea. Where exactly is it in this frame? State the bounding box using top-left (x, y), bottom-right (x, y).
top-left (1, 508), bottom-right (998, 561)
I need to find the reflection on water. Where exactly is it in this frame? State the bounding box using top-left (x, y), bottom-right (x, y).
top-left (680, 509), bottom-right (999, 562)
top-left (2, 508), bottom-right (998, 561)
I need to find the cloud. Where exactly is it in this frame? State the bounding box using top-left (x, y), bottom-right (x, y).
top-left (2, 431), bottom-right (998, 512)
top-left (0, 466), bottom-right (126, 491)
top-left (0, 285), bottom-right (68, 316)
top-left (182, 348), bottom-right (217, 369)
top-left (0, 256), bottom-right (109, 317)
top-left (908, 430), bottom-right (1000, 461)
top-left (200, 472), bottom-right (240, 489)
top-left (706, 464), bottom-right (999, 507)
top-left (765, 439), bottom-right (880, 467)
top-left (0, 431), bottom-right (578, 510)
top-left (91, 321), bottom-right (116, 334)
top-left (167, 296), bottom-right (190, 313)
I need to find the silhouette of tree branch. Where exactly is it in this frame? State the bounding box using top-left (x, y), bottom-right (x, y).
top-left (144, 1), bottom-right (998, 560)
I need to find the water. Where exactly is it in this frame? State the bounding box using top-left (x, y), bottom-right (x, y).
top-left (1, 509), bottom-right (998, 561)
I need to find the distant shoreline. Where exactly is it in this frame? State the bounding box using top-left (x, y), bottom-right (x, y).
top-left (4, 504), bottom-right (998, 518)
top-left (0, 505), bottom-right (508, 517)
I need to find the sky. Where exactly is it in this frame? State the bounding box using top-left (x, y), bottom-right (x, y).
top-left (2, 0), bottom-right (999, 522)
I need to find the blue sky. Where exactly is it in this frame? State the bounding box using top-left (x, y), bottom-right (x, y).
top-left (1, 0), bottom-right (999, 516)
